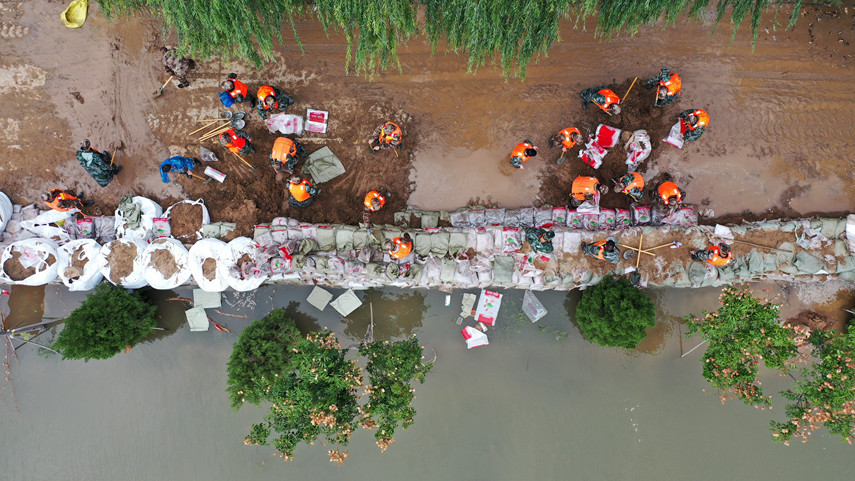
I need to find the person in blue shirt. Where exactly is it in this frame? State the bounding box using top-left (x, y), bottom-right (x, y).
top-left (160, 156), bottom-right (201, 183)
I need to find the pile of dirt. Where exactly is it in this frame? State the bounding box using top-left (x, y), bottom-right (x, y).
top-left (3, 251), bottom-right (56, 281)
top-left (786, 310), bottom-right (836, 333)
top-left (149, 248), bottom-right (179, 279)
top-left (236, 253), bottom-right (253, 272)
top-left (169, 203), bottom-right (204, 242)
top-left (106, 242), bottom-right (138, 284)
top-left (64, 245), bottom-right (89, 280)
top-left (202, 257), bottom-right (217, 280)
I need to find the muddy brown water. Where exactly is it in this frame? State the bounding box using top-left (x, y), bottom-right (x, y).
top-left (2, 283), bottom-right (855, 480)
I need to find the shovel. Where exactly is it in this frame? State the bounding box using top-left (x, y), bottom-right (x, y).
top-left (152, 76), bottom-right (174, 98)
top-left (556, 152), bottom-right (566, 164)
top-left (190, 172), bottom-right (212, 184)
top-left (108, 140), bottom-right (124, 167)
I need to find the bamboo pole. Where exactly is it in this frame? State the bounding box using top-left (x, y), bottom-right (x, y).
top-left (188, 120), bottom-right (227, 136)
top-left (200, 124), bottom-right (233, 137)
top-left (189, 173), bottom-right (208, 181)
top-left (635, 233), bottom-right (643, 269)
top-left (109, 150), bottom-right (116, 167)
top-left (646, 241), bottom-right (680, 251)
top-left (623, 77), bottom-right (638, 100)
top-left (731, 239), bottom-right (792, 254)
top-left (199, 126), bottom-right (232, 141)
top-left (618, 244), bottom-right (655, 256)
top-left (232, 152), bottom-right (254, 170)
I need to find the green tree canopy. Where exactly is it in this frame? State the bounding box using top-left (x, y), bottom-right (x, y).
top-left (686, 285), bottom-right (799, 406)
top-left (575, 275), bottom-right (656, 349)
top-left (51, 283), bottom-right (157, 361)
top-left (226, 308), bottom-right (302, 409)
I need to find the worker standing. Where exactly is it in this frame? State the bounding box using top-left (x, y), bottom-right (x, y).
top-left (218, 129), bottom-right (254, 154)
top-left (160, 156), bottom-right (201, 183)
top-left (690, 243), bottom-right (733, 266)
top-left (41, 189), bottom-right (91, 212)
top-left (369, 122), bottom-right (403, 151)
top-left (582, 238), bottom-right (621, 264)
top-left (509, 139), bottom-right (538, 169)
top-left (612, 172), bottom-right (645, 202)
top-left (364, 189), bottom-right (389, 212)
top-left (386, 233), bottom-right (413, 260)
top-left (160, 47), bottom-right (195, 88)
top-left (256, 85), bottom-right (294, 119)
top-left (549, 128), bottom-right (582, 164)
top-left (287, 176), bottom-right (320, 208)
top-left (77, 139), bottom-right (121, 188)
top-left (678, 109), bottom-right (709, 142)
top-left (219, 73), bottom-right (251, 107)
top-left (270, 137), bottom-right (307, 176)
top-left (646, 67), bottom-right (681, 106)
top-left (570, 175), bottom-right (608, 207)
top-left (580, 86), bottom-right (621, 115)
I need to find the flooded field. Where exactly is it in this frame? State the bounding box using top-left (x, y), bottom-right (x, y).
top-left (1, 285), bottom-right (854, 480)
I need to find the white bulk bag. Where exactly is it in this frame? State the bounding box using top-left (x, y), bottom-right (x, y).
top-left (188, 238), bottom-right (230, 292)
top-left (57, 239), bottom-right (104, 291)
top-left (142, 238), bottom-right (192, 290)
top-left (0, 238), bottom-right (59, 286)
top-left (114, 196), bottom-right (163, 241)
top-left (20, 209), bottom-right (75, 244)
top-left (97, 238), bottom-right (148, 289)
top-left (219, 237), bottom-right (267, 291)
top-left (0, 191), bottom-right (12, 234)
top-left (163, 199), bottom-right (211, 241)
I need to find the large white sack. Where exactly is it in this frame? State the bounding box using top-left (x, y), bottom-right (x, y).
top-left (0, 191), bottom-right (12, 234)
top-left (97, 238), bottom-right (148, 289)
top-left (188, 238), bottom-right (230, 292)
top-left (163, 199), bottom-right (211, 242)
top-left (115, 196), bottom-right (163, 241)
top-left (57, 239), bottom-right (104, 291)
top-left (219, 237), bottom-right (268, 291)
top-left (0, 238), bottom-right (59, 286)
top-left (20, 208), bottom-right (76, 244)
top-left (142, 238), bottom-right (192, 290)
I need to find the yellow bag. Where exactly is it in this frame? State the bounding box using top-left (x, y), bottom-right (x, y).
top-left (61, 0), bottom-right (89, 29)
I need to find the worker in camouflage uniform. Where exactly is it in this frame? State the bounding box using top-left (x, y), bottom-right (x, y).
top-left (581, 237), bottom-right (620, 264)
top-left (525, 227), bottom-right (555, 254)
top-left (76, 139), bottom-right (121, 188)
top-left (677, 109), bottom-right (709, 142)
top-left (580, 86), bottom-right (621, 115)
top-left (646, 67), bottom-right (682, 106)
top-left (160, 47), bottom-right (196, 88)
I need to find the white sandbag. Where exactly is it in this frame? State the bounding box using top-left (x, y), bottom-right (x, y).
top-left (847, 215), bottom-right (855, 254)
top-left (20, 208), bottom-right (75, 243)
top-left (189, 238), bottom-right (230, 292)
top-left (624, 130), bottom-right (651, 171)
top-left (97, 238), bottom-right (148, 289)
top-left (115, 196), bottom-right (163, 241)
top-left (219, 237), bottom-right (267, 291)
top-left (142, 238), bottom-right (192, 290)
top-left (0, 238), bottom-right (59, 285)
top-left (265, 113), bottom-right (303, 135)
top-left (0, 191), bottom-right (12, 234)
top-left (163, 199), bottom-right (211, 242)
top-left (57, 239), bottom-right (104, 291)
top-left (663, 121), bottom-right (684, 148)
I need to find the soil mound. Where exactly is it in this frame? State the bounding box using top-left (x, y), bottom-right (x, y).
top-left (64, 245), bottom-right (88, 280)
top-left (786, 310), bottom-right (836, 334)
top-left (150, 248), bottom-right (179, 279)
top-left (202, 257), bottom-right (217, 280)
top-left (3, 251), bottom-right (56, 281)
top-left (106, 242), bottom-right (138, 284)
top-left (169, 203), bottom-right (204, 242)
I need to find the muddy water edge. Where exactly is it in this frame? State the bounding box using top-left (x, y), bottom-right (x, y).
top-left (1, 283), bottom-right (854, 480)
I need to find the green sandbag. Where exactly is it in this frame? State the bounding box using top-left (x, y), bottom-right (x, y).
top-left (299, 238), bottom-right (319, 254)
top-left (746, 249), bottom-right (767, 275)
top-left (448, 232), bottom-right (468, 256)
top-left (440, 258), bottom-right (456, 282)
top-left (364, 263), bottom-right (383, 278)
top-left (794, 251), bottom-right (825, 274)
top-left (688, 261), bottom-right (709, 287)
top-left (335, 226), bottom-right (356, 251)
top-left (414, 233), bottom-right (432, 256)
top-left (431, 232), bottom-right (450, 256)
top-left (421, 212), bottom-right (439, 229)
top-left (316, 228), bottom-right (336, 251)
top-left (385, 263), bottom-right (401, 280)
top-left (403, 264), bottom-right (424, 280)
top-left (353, 231), bottom-right (370, 250)
top-left (493, 255), bottom-right (514, 284)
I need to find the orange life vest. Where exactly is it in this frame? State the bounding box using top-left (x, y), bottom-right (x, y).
top-left (511, 141), bottom-right (535, 163)
top-left (596, 89), bottom-right (621, 113)
top-left (685, 109), bottom-right (710, 131)
top-left (289, 180), bottom-right (312, 202)
top-left (620, 172), bottom-right (645, 194)
top-left (558, 127), bottom-right (581, 149)
top-left (591, 240), bottom-right (608, 261)
top-left (228, 78), bottom-right (248, 99)
top-left (706, 246), bottom-right (733, 266)
top-left (364, 190), bottom-right (386, 211)
top-left (571, 176), bottom-right (600, 202)
top-left (658, 181), bottom-right (682, 205)
top-left (44, 190), bottom-right (79, 212)
top-left (271, 137), bottom-right (297, 162)
top-left (380, 122), bottom-right (402, 145)
top-left (218, 130), bottom-right (246, 153)
top-left (660, 72), bottom-right (682, 97)
top-left (390, 237), bottom-right (413, 259)
top-left (257, 85), bottom-right (278, 109)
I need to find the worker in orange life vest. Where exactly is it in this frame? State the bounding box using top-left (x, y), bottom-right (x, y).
top-left (509, 139), bottom-right (538, 169)
top-left (678, 109), bottom-right (709, 142)
top-left (287, 175), bottom-right (321, 208)
top-left (646, 67), bottom-right (682, 106)
top-left (270, 137), bottom-right (307, 176)
top-left (369, 122), bottom-right (403, 151)
top-left (364, 189), bottom-right (389, 212)
top-left (612, 172), bottom-right (645, 202)
top-left (256, 85), bottom-right (294, 119)
top-left (220, 73), bottom-right (251, 105)
top-left (652, 174), bottom-right (686, 210)
top-left (549, 127), bottom-right (582, 164)
top-left (217, 129), bottom-right (254, 154)
top-left (690, 243), bottom-right (733, 267)
top-left (570, 175), bottom-right (608, 207)
top-left (581, 237), bottom-right (621, 264)
top-left (386, 233), bottom-right (413, 260)
top-left (580, 86), bottom-right (621, 115)
top-left (41, 189), bottom-right (91, 212)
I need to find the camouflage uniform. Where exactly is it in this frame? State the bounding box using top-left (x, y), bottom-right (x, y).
top-left (579, 86), bottom-right (608, 109)
top-left (525, 227), bottom-right (555, 254)
top-left (646, 68), bottom-right (679, 106)
top-left (615, 174), bottom-right (644, 202)
top-left (678, 109), bottom-right (705, 142)
top-left (77, 148), bottom-right (118, 187)
top-left (256, 86), bottom-right (294, 119)
top-left (581, 237), bottom-right (621, 264)
top-left (162, 48), bottom-right (195, 88)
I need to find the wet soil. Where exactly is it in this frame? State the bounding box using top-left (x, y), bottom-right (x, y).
top-left (168, 202), bottom-right (203, 242)
top-left (3, 251), bottom-right (55, 281)
top-left (785, 310), bottom-right (844, 334)
top-left (150, 248), bottom-right (179, 279)
top-left (235, 253), bottom-right (253, 276)
top-left (202, 257), bottom-right (217, 280)
top-left (64, 245), bottom-right (89, 280)
top-left (106, 241), bottom-right (137, 284)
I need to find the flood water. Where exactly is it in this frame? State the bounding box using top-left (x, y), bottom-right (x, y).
top-left (1, 285), bottom-right (854, 480)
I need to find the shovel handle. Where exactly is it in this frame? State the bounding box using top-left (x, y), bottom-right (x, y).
top-left (110, 150), bottom-right (116, 167)
top-left (161, 76), bottom-right (174, 90)
top-left (623, 77), bottom-right (638, 101)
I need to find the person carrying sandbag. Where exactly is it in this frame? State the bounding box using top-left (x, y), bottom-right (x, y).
top-left (76, 139), bottom-right (121, 187)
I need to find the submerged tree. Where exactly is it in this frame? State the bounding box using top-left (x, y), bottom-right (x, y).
top-left (686, 285), bottom-right (800, 406)
top-left (575, 276), bottom-right (656, 349)
top-left (51, 283), bottom-right (157, 361)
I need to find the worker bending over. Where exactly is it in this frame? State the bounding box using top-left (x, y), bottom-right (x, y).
top-left (653, 175), bottom-right (686, 209)
top-left (219, 73), bottom-right (250, 107)
top-left (218, 129), bottom-right (254, 154)
top-left (41, 189), bottom-right (91, 212)
top-left (386, 233), bottom-right (413, 260)
top-left (582, 238), bottom-right (620, 264)
top-left (646, 67), bottom-right (681, 106)
top-left (364, 189), bottom-right (389, 212)
top-left (256, 85), bottom-right (294, 119)
top-left (160, 156), bottom-right (201, 183)
top-left (525, 227), bottom-right (555, 254)
top-left (549, 128), bottom-right (582, 164)
top-left (369, 122), bottom-right (403, 151)
top-left (570, 176), bottom-right (608, 207)
top-left (612, 172), bottom-right (645, 202)
top-left (77, 139), bottom-right (121, 188)
top-left (270, 137), bottom-right (307, 176)
top-left (678, 109), bottom-right (709, 142)
top-left (288, 176), bottom-right (320, 208)
top-left (160, 47), bottom-right (195, 88)
top-left (690, 243), bottom-right (733, 267)
top-left (509, 139), bottom-right (538, 169)
top-left (580, 86), bottom-right (621, 115)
